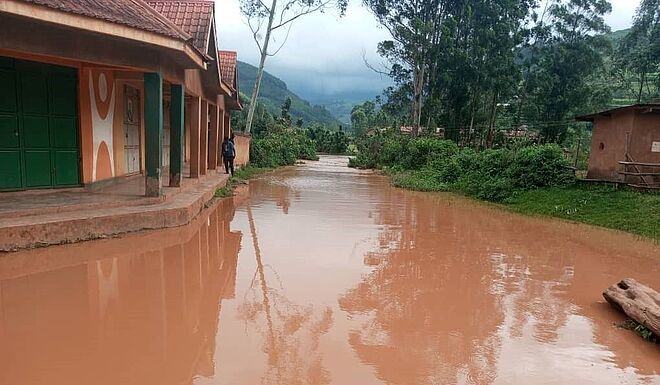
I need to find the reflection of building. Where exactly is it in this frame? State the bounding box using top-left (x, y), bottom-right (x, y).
top-left (0, 0), bottom-right (244, 195)
top-left (0, 201), bottom-right (242, 385)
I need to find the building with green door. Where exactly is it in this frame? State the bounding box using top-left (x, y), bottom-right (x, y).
top-left (0, 0), bottom-right (244, 196)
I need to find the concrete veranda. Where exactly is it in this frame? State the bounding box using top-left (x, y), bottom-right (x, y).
top-left (0, 168), bottom-right (232, 251)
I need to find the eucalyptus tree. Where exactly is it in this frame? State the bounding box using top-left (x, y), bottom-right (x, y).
top-left (523, 0), bottom-right (612, 142)
top-left (363, 0), bottom-right (446, 136)
top-left (240, 0), bottom-right (348, 134)
top-left (617, 0), bottom-right (660, 102)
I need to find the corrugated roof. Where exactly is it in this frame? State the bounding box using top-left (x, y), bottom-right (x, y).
top-left (147, 0), bottom-right (214, 52)
top-left (20, 0), bottom-right (191, 41)
top-left (576, 104), bottom-right (660, 121)
top-left (218, 50), bottom-right (237, 90)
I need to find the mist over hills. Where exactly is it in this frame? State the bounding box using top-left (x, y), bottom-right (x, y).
top-left (237, 61), bottom-right (343, 128)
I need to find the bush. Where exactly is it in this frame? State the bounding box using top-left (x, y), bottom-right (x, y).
top-left (250, 129), bottom-right (319, 168)
top-left (351, 135), bottom-right (575, 202)
top-left (307, 126), bottom-right (350, 154)
top-left (507, 144), bottom-right (575, 189)
top-left (403, 137), bottom-right (459, 170)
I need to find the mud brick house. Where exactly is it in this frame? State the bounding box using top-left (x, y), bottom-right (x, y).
top-left (0, 0), bottom-right (244, 196)
top-left (577, 104), bottom-right (660, 188)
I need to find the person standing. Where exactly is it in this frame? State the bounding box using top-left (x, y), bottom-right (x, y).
top-left (222, 136), bottom-right (236, 175)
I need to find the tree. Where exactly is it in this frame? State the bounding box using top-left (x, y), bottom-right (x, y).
top-left (280, 96), bottom-right (292, 125)
top-left (240, 0), bottom-right (348, 134)
top-left (617, 0), bottom-right (660, 102)
top-left (363, 0), bottom-right (446, 136)
top-left (523, 0), bottom-right (612, 142)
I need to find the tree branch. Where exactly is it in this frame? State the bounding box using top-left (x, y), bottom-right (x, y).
top-left (268, 22), bottom-right (294, 56)
top-left (362, 49), bottom-right (391, 76)
top-left (270, 1), bottom-right (331, 31)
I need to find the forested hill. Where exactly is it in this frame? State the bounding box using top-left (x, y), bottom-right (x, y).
top-left (237, 61), bottom-right (342, 128)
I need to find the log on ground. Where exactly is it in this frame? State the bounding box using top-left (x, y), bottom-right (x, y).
top-left (603, 278), bottom-right (660, 337)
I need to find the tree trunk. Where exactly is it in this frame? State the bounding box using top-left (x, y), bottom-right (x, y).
top-left (486, 92), bottom-right (498, 148)
top-left (245, 0), bottom-right (278, 134)
top-left (603, 278), bottom-right (660, 337)
top-left (637, 71), bottom-right (646, 103)
top-left (411, 62), bottom-right (425, 137)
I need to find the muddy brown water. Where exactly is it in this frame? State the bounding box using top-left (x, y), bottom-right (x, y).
top-left (0, 155), bottom-right (658, 385)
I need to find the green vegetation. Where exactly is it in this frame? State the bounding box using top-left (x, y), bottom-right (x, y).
top-left (358, 0), bottom-right (658, 149)
top-left (250, 129), bottom-right (319, 168)
top-left (507, 184), bottom-right (660, 240)
top-left (236, 61), bottom-right (342, 128)
top-left (350, 133), bottom-right (659, 239)
top-left (214, 166), bottom-right (273, 198)
top-left (351, 133), bottom-right (574, 202)
top-left (236, 95), bottom-right (349, 161)
top-left (619, 320), bottom-right (659, 343)
top-left (307, 125), bottom-right (350, 154)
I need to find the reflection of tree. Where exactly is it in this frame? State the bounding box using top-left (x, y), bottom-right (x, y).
top-left (339, 193), bottom-right (503, 385)
top-left (237, 204), bottom-right (333, 385)
top-left (339, 185), bottom-right (594, 385)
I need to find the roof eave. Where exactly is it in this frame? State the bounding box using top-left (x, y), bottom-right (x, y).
top-left (220, 81), bottom-right (233, 97)
top-left (1, 0), bottom-right (206, 70)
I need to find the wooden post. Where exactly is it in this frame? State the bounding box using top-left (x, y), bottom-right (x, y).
top-left (573, 128), bottom-right (581, 169)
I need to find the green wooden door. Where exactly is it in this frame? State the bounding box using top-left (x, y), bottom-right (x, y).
top-left (0, 57), bottom-right (80, 191)
top-left (0, 57), bottom-right (21, 190)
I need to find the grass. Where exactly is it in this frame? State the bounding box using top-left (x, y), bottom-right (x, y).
top-left (214, 166), bottom-right (272, 198)
top-left (390, 169), bottom-right (449, 192)
top-left (619, 320), bottom-right (658, 343)
top-left (506, 184), bottom-right (660, 240)
top-left (387, 170), bottom-right (659, 240)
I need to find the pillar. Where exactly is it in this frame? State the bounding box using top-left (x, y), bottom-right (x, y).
top-left (208, 104), bottom-right (219, 170)
top-left (217, 110), bottom-right (225, 167)
top-left (169, 84), bottom-right (184, 187)
top-left (190, 96), bottom-right (201, 178)
top-left (144, 72), bottom-right (163, 197)
top-left (224, 113), bottom-right (231, 139)
top-left (200, 100), bottom-right (209, 175)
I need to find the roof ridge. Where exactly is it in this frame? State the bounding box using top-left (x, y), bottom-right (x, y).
top-left (132, 0), bottom-right (192, 41)
top-left (147, 0), bottom-right (215, 3)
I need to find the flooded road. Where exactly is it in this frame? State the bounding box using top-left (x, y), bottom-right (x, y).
top-left (0, 155), bottom-right (658, 385)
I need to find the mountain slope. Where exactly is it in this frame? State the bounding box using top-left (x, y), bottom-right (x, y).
top-left (237, 61), bottom-right (342, 128)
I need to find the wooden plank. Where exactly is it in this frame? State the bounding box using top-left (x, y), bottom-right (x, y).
top-left (603, 278), bottom-right (660, 337)
top-left (627, 184), bottom-right (660, 190)
top-left (618, 161), bottom-right (660, 167)
top-left (618, 171), bottom-right (660, 176)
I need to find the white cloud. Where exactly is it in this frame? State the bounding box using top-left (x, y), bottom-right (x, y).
top-left (215, 0), bottom-right (640, 102)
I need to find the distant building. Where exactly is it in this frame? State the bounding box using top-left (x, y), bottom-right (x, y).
top-left (576, 104), bottom-right (660, 187)
top-left (502, 125), bottom-right (539, 140)
top-left (399, 126), bottom-right (445, 137)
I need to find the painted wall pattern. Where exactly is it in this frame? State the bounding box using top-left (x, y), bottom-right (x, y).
top-left (89, 70), bottom-right (116, 182)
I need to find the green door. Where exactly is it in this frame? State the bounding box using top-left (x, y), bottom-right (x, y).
top-left (0, 57), bottom-right (80, 191)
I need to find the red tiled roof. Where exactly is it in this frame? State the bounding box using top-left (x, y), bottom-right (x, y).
top-left (218, 50), bottom-right (237, 90)
top-left (20, 0), bottom-right (191, 41)
top-left (147, 0), bottom-right (214, 52)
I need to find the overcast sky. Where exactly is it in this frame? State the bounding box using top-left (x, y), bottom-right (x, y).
top-left (215, 0), bottom-right (640, 103)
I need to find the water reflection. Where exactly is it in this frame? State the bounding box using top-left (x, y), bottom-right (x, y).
top-left (1, 156), bottom-right (658, 385)
top-left (0, 199), bottom-right (242, 385)
top-left (340, 188), bottom-right (660, 384)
